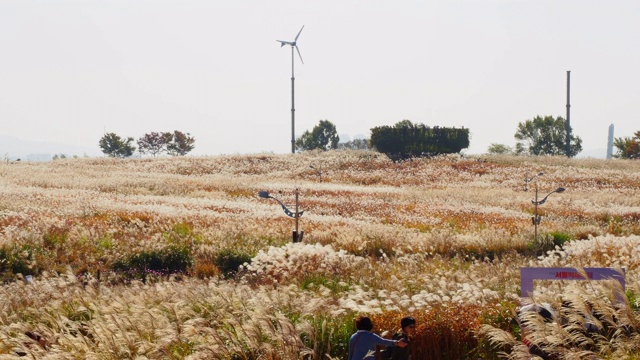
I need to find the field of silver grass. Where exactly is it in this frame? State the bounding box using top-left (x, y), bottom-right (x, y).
top-left (0, 151), bottom-right (639, 358)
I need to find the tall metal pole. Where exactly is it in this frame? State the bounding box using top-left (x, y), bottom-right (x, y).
top-left (291, 47), bottom-right (296, 154)
top-left (294, 188), bottom-right (300, 240)
top-left (565, 70), bottom-right (571, 157)
top-left (277, 26), bottom-right (304, 153)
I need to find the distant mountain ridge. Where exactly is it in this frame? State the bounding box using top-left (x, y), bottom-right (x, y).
top-left (0, 134), bottom-right (101, 161)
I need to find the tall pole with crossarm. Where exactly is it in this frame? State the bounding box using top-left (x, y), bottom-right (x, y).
top-left (258, 190), bottom-right (304, 242)
top-left (277, 26), bottom-right (305, 153)
top-left (531, 185), bottom-right (565, 244)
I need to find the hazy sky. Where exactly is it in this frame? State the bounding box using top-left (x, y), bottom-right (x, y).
top-left (1, 0), bottom-right (638, 157)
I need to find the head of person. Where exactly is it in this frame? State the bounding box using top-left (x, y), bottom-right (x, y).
top-left (400, 316), bottom-right (416, 334)
top-left (355, 316), bottom-right (374, 331)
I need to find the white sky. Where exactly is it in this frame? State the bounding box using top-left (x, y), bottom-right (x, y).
top-left (1, 0), bottom-right (638, 156)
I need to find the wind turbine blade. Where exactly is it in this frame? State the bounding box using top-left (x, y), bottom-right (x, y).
top-left (295, 25), bottom-right (305, 41)
top-left (295, 45), bottom-right (304, 64)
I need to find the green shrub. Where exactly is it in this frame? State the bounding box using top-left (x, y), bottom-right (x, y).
top-left (164, 222), bottom-right (202, 246)
top-left (548, 231), bottom-right (572, 248)
top-left (526, 234), bottom-right (556, 256)
top-left (525, 231), bottom-right (572, 256)
top-left (0, 245), bottom-right (37, 277)
top-left (112, 246), bottom-right (193, 280)
top-left (214, 248), bottom-right (253, 278)
top-left (627, 290), bottom-right (640, 311)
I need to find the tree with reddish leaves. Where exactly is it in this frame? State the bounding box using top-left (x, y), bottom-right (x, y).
top-left (614, 131), bottom-right (640, 159)
top-left (137, 132), bottom-right (173, 157)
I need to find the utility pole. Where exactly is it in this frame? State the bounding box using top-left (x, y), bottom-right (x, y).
top-left (565, 70), bottom-right (571, 157)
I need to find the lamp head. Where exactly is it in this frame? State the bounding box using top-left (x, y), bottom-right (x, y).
top-left (258, 191), bottom-right (270, 199)
top-left (555, 187), bottom-right (565, 193)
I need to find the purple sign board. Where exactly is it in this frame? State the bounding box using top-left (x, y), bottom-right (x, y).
top-left (521, 267), bottom-right (626, 302)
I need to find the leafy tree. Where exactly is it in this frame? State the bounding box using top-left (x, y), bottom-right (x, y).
top-left (370, 120), bottom-right (469, 160)
top-left (99, 132), bottom-right (136, 158)
top-left (295, 120), bottom-right (340, 151)
top-left (487, 143), bottom-right (512, 155)
top-left (394, 119), bottom-right (414, 129)
top-left (166, 130), bottom-right (195, 156)
top-left (514, 115), bottom-right (582, 157)
top-left (613, 131), bottom-right (640, 159)
top-left (137, 132), bottom-right (172, 157)
top-left (338, 138), bottom-right (371, 150)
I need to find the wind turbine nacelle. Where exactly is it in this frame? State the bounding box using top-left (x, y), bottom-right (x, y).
top-left (277, 40), bottom-right (293, 47)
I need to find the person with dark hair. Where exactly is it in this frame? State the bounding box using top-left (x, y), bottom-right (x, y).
top-left (381, 316), bottom-right (416, 360)
top-left (348, 316), bottom-right (407, 360)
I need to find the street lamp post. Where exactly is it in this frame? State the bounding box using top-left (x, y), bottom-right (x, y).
top-left (531, 184), bottom-right (565, 243)
top-left (258, 189), bottom-right (304, 243)
top-left (524, 171), bottom-right (544, 191)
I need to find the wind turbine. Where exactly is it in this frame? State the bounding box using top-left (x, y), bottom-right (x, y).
top-left (277, 25), bottom-right (305, 154)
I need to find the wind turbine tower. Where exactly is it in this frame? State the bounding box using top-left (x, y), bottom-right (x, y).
top-left (277, 26), bottom-right (305, 154)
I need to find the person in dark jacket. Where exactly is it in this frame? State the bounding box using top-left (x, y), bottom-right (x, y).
top-left (381, 316), bottom-right (416, 360)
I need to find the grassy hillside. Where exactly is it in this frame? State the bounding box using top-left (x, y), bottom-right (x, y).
top-left (0, 152), bottom-right (639, 358)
